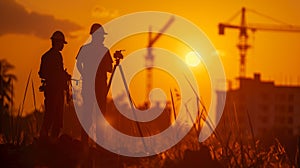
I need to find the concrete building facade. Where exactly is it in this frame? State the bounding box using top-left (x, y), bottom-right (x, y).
top-left (219, 73), bottom-right (300, 138)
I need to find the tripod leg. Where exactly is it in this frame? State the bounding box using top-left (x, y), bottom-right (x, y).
top-left (107, 64), bottom-right (118, 95)
top-left (118, 65), bottom-right (149, 153)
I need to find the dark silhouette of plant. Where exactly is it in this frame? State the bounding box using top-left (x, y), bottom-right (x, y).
top-left (0, 59), bottom-right (16, 109)
top-left (0, 59), bottom-right (17, 135)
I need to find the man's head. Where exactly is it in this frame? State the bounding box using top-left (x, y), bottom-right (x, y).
top-left (90, 23), bottom-right (107, 43)
top-left (51, 31), bottom-right (67, 51)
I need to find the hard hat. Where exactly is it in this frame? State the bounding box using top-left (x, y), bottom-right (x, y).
top-left (50, 31), bottom-right (67, 44)
top-left (90, 23), bottom-right (107, 35)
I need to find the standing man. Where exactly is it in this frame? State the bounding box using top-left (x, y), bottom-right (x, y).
top-left (76, 23), bottom-right (113, 144)
top-left (39, 31), bottom-right (70, 139)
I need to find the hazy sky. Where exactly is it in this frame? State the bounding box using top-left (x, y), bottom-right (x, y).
top-left (1, 0), bottom-right (300, 113)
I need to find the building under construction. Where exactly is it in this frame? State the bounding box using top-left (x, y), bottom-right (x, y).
top-left (216, 73), bottom-right (300, 161)
top-left (217, 6), bottom-right (300, 137)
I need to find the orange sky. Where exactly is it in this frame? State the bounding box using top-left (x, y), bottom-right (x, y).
top-left (1, 0), bottom-right (300, 114)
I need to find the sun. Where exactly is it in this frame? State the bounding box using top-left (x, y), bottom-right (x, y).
top-left (185, 51), bottom-right (201, 67)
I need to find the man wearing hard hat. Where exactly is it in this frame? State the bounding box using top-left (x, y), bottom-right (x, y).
top-left (76, 23), bottom-right (113, 145)
top-left (38, 30), bottom-right (71, 139)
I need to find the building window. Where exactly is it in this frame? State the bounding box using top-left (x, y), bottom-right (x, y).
top-left (282, 117), bottom-right (286, 124)
top-left (276, 94), bottom-right (286, 101)
top-left (288, 105), bottom-right (294, 113)
top-left (288, 94), bottom-right (294, 102)
top-left (275, 104), bottom-right (285, 113)
top-left (261, 93), bottom-right (269, 101)
top-left (261, 116), bottom-right (269, 123)
top-left (260, 104), bottom-right (269, 112)
top-left (274, 116), bottom-right (281, 123)
top-left (288, 117), bottom-right (293, 124)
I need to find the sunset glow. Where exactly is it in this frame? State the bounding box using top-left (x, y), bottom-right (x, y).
top-left (185, 51), bottom-right (201, 67)
top-left (1, 0), bottom-right (300, 167)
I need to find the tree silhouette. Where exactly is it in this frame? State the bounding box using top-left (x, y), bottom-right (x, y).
top-left (0, 59), bottom-right (17, 133)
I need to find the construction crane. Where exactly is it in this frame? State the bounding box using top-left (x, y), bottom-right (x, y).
top-left (219, 7), bottom-right (300, 77)
top-left (145, 17), bottom-right (174, 107)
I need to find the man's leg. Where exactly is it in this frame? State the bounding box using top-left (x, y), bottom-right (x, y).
top-left (81, 89), bottom-right (94, 145)
top-left (40, 92), bottom-right (52, 138)
top-left (96, 92), bottom-right (107, 143)
top-left (52, 91), bottom-right (64, 138)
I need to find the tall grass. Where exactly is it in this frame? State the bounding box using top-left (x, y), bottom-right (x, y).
top-left (0, 74), bottom-right (296, 167)
top-left (1, 71), bottom-right (43, 145)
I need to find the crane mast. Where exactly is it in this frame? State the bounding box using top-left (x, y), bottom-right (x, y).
top-left (145, 17), bottom-right (174, 107)
top-left (219, 7), bottom-right (300, 78)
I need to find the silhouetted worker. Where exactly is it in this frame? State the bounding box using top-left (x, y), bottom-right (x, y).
top-left (76, 23), bottom-right (113, 144)
top-left (38, 30), bottom-right (70, 139)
